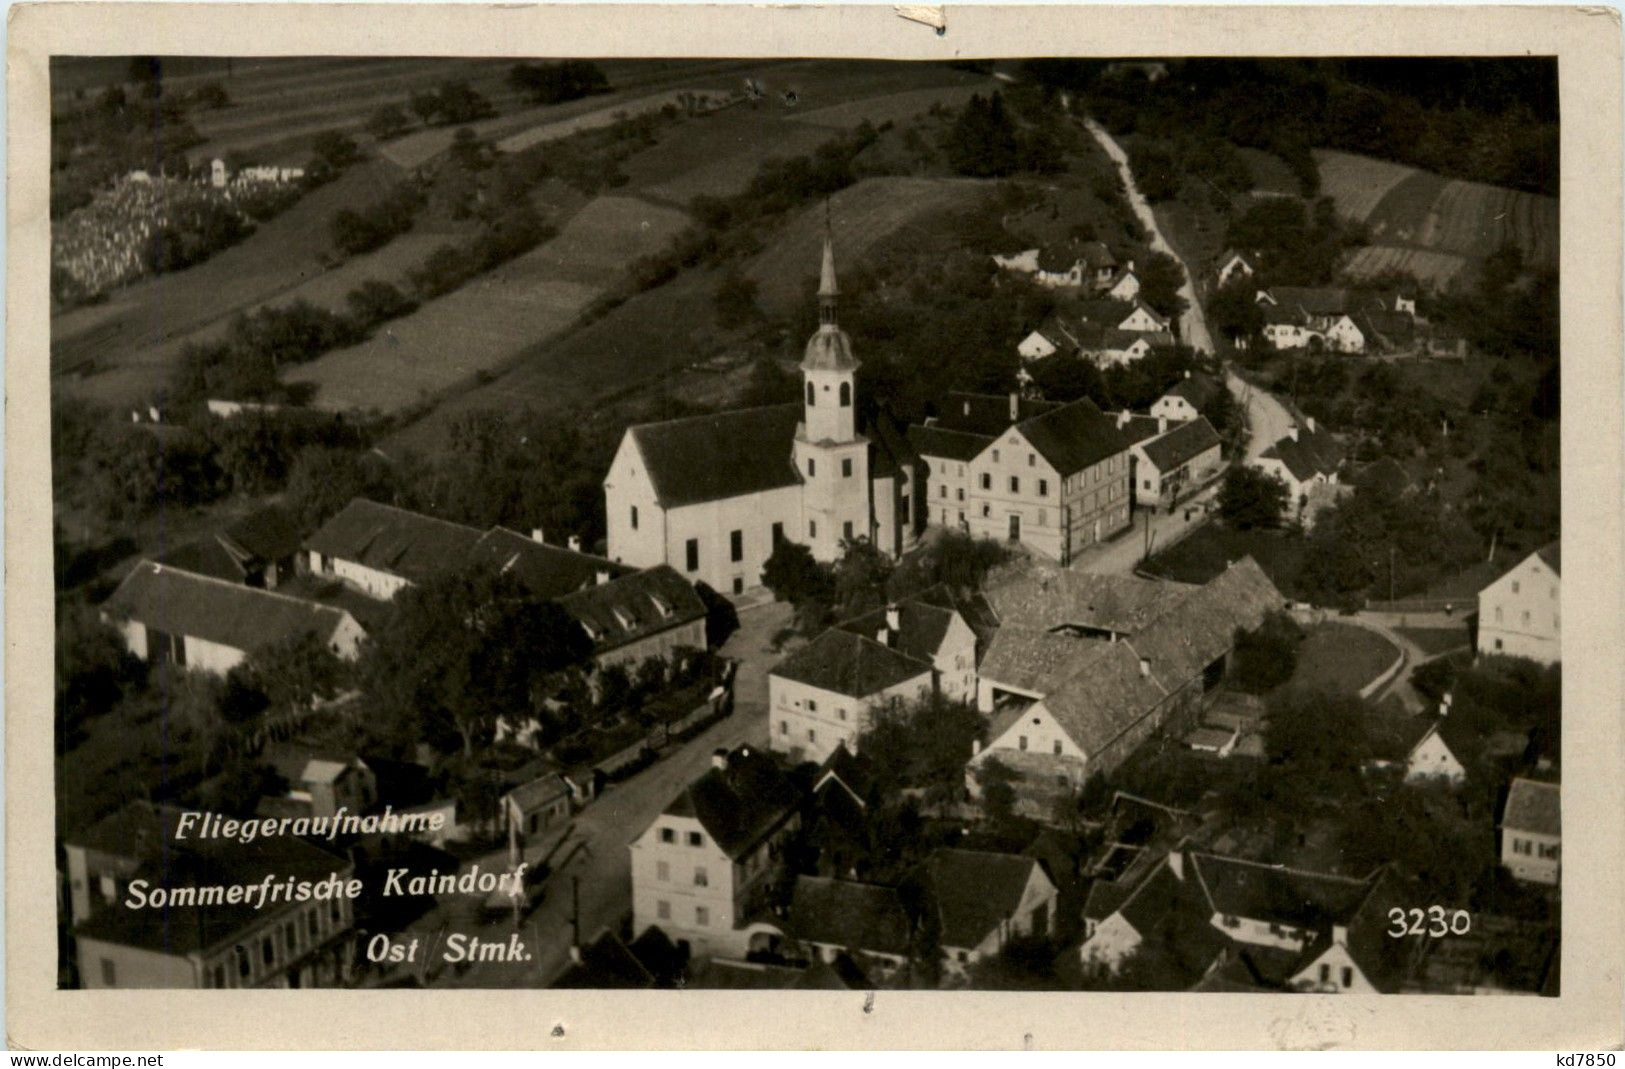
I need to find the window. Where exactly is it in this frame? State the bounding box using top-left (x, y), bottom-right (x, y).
top-left (101, 959), bottom-right (116, 986)
top-left (237, 945), bottom-right (252, 979)
top-left (1053, 740), bottom-right (1062, 755)
top-left (657, 900), bottom-right (671, 920)
top-left (1010, 476), bottom-right (1020, 494)
top-left (1539, 843), bottom-right (1559, 860)
top-left (839, 382), bottom-right (851, 407)
top-left (660, 827), bottom-right (675, 844)
top-left (772, 522), bottom-right (784, 547)
top-left (981, 504), bottom-right (991, 518)
top-left (1019, 735), bottom-right (1028, 751)
top-left (810, 520), bottom-right (818, 539)
top-left (940, 485), bottom-right (947, 498)
top-left (779, 720), bottom-right (788, 735)
top-left (1494, 606), bottom-right (1503, 623)
top-left (687, 831), bottom-right (702, 847)
top-left (808, 458), bottom-right (816, 477)
top-left (1319, 964), bottom-right (1330, 984)
top-left (993, 449), bottom-right (1000, 463)
top-left (695, 907), bottom-right (710, 927)
top-left (1522, 610), bottom-right (1531, 625)
top-left (685, 539), bottom-right (699, 572)
top-left (843, 521), bottom-right (854, 541)
top-left (980, 473), bottom-right (991, 490)
top-left (809, 728), bottom-right (817, 743)
top-left (956, 488), bottom-right (964, 501)
top-left (1495, 638), bottom-right (1504, 650)
top-left (806, 382), bottom-right (816, 406)
top-left (308, 910), bottom-right (319, 940)
top-left (730, 529), bottom-right (743, 563)
top-left (1341, 966), bottom-right (1353, 988)
top-left (263, 936), bottom-right (276, 968)
top-left (732, 576), bottom-right (743, 595)
top-left (656, 861), bottom-right (670, 881)
top-left (1512, 581), bottom-right (1520, 594)
top-left (838, 708), bottom-right (847, 721)
top-left (1039, 479), bottom-right (1048, 497)
top-left (1028, 453), bottom-right (1035, 467)
top-left (283, 921), bottom-right (296, 955)
top-left (694, 867), bottom-right (709, 887)
top-left (1143, 479), bottom-right (1152, 490)
top-left (630, 505), bottom-right (639, 530)
top-left (808, 699), bottom-right (818, 712)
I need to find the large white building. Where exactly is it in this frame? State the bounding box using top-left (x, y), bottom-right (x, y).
top-left (604, 239), bottom-right (919, 596)
top-left (1476, 543), bottom-right (1561, 665)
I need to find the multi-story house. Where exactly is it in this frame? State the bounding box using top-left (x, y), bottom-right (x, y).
top-left (629, 745), bottom-right (802, 960)
top-left (1476, 543), bottom-right (1561, 665)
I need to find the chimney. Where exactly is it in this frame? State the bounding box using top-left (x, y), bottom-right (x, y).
top-left (1305, 416), bottom-right (1317, 434)
top-left (1157, 415), bottom-right (1168, 434)
top-left (1332, 923), bottom-right (1349, 946)
top-left (568, 943), bottom-right (583, 965)
top-left (595, 569), bottom-right (611, 586)
top-left (531, 527), bottom-right (546, 544)
top-left (711, 748), bottom-right (729, 772)
top-left (972, 739), bottom-right (982, 756)
top-left (568, 535), bottom-right (582, 552)
top-left (1168, 850), bottom-right (1184, 880)
top-left (1009, 392), bottom-right (1019, 422)
top-left (1183, 369), bottom-right (1191, 379)
top-left (876, 628), bottom-right (892, 647)
top-left (1287, 425), bottom-right (1300, 443)
top-left (1138, 657), bottom-right (1151, 678)
top-left (1116, 410), bottom-right (1131, 430)
top-left (886, 604), bottom-right (901, 632)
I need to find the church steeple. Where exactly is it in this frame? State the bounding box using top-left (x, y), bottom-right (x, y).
top-left (818, 230), bottom-right (839, 327)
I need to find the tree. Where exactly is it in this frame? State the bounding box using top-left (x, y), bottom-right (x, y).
top-left (345, 279), bottom-right (417, 330)
top-left (366, 103), bottom-right (410, 141)
top-left (713, 270), bottom-right (761, 330)
top-left (358, 564), bottom-right (592, 757)
top-left (943, 92), bottom-right (1021, 178)
top-left (1231, 610), bottom-right (1305, 693)
top-left (1135, 251), bottom-right (1188, 322)
top-left (1026, 352), bottom-right (1106, 405)
top-left (309, 130), bottom-right (361, 173)
top-left (762, 541), bottom-right (834, 613)
top-left (1207, 278), bottom-right (1265, 346)
top-left (237, 632), bottom-right (349, 712)
top-left (832, 537), bottom-right (894, 619)
top-left (857, 693), bottom-right (985, 800)
top-left (191, 81), bottom-right (230, 109)
top-left (1218, 466), bottom-right (1289, 529)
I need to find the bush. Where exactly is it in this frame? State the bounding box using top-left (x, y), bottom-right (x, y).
top-left (1218, 466), bottom-right (1289, 530)
top-left (329, 183), bottom-right (423, 257)
top-left (1231, 610), bottom-right (1305, 692)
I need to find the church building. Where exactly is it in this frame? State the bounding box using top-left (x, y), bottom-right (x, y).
top-left (604, 238), bottom-right (920, 596)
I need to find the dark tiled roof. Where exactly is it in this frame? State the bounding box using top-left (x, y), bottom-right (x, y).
top-left (74, 834), bottom-right (350, 956)
top-left (1018, 397), bottom-right (1132, 476)
top-left (868, 410), bottom-right (919, 481)
top-left (1259, 426), bottom-right (1343, 483)
top-left (469, 527), bottom-right (633, 600)
top-left (1114, 413), bottom-right (1165, 445)
top-left (908, 424), bottom-right (992, 463)
top-left (1163, 372), bottom-right (1222, 411)
top-left (221, 505), bottom-right (301, 564)
top-left (551, 929), bottom-right (657, 989)
top-left (929, 392), bottom-right (1058, 438)
top-left (156, 537), bottom-right (251, 584)
top-left (304, 498), bottom-right (482, 584)
top-left (1534, 541), bottom-right (1561, 576)
top-left (789, 876), bottom-right (912, 957)
top-left (834, 598), bottom-right (959, 665)
top-left (1073, 298), bottom-right (1135, 326)
top-left (983, 561), bottom-right (1191, 636)
top-left (1364, 712), bottom-right (1439, 764)
top-left (978, 626), bottom-right (1105, 695)
top-left (662, 745), bottom-right (800, 860)
top-left (1503, 777), bottom-right (1560, 837)
top-left (771, 627), bottom-right (932, 699)
top-left (557, 565), bottom-right (706, 655)
top-left (1267, 286), bottom-right (1356, 317)
top-left (1139, 418), bottom-right (1221, 473)
top-left (263, 742), bottom-right (363, 787)
top-left (1126, 556), bottom-right (1283, 686)
top-left (628, 404), bottom-right (802, 508)
top-left (276, 573), bottom-right (394, 634)
top-left (815, 743), bottom-right (878, 807)
top-left (1189, 852), bottom-right (1374, 930)
top-left (1040, 642), bottom-right (1170, 755)
top-left (927, 849), bottom-right (1048, 950)
top-left (1077, 323), bottom-right (1160, 352)
top-left (102, 561), bottom-right (358, 655)
top-left (505, 770), bottom-right (572, 813)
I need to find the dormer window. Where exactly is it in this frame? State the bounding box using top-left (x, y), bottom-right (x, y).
top-left (580, 621), bottom-right (601, 641)
top-left (650, 594), bottom-right (672, 618)
top-left (612, 607), bottom-right (636, 631)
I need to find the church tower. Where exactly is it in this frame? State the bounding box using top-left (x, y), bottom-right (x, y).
top-left (794, 232), bottom-right (871, 561)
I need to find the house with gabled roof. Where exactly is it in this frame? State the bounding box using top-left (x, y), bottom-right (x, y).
top-left (924, 848), bottom-right (1057, 971)
top-left (1151, 371), bottom-right (1224, 425)
top-left (467, 526), bottom-right (634, 599)
top-left (101, 560), bottom-right (367, 676)
top-left (260, 743), bottom-right (377, 821)
top-left (1124, 416), bottom-right (1223, 508)
top-left (1477, 542), bottom-right (1561, 665)
top-left (768, 623), bottom-right (937, 765)
top-left (605, 237), bottom-right (920, 597)
top-left (1076, 323), bottom-right (1174, 368)
top-left (784, 876), bottom-right (914, 977)
top-left (157, 505), bottom-right (302, 591)
top-left (304, 497), bottom-right (484, 601)
top-left (629, 745), bottom-right (802, 960)
top-left (1214, 248), bottom-right (1255, 288)
top-left (1015, 317), bottom-right (1079, 362)
top-left (1364, 712), bottom-right (1469, 785)
top-left (910, 392), bottom-right (1059, 532)
top-left (1500, 777), bottom-right (1560, 885)
top-left (1248, 417), bottom-right (1345, 527)
top-left (557, 564), bottom-right (707, 670)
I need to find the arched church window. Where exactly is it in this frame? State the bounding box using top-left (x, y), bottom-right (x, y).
top-left (806, 382), bottom-right (816, 406)
top-left (839, 382), bottom-right (851, 407)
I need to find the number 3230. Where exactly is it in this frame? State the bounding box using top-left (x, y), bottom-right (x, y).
top-left (1388, 906), bottom-right (1471, 937)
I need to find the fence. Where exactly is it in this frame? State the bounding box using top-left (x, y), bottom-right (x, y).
top-left (591, 675), bottom-right (736, 783)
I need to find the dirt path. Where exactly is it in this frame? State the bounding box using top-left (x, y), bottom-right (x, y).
top-left (1081, 117), bottom-right (1214, 355)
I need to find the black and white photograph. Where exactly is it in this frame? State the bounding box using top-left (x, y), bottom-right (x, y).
top-left (10, 2), bottom-right (1623, 1052)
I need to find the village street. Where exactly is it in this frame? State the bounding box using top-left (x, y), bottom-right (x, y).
top-left (424, 600), bottom-right (787, 988)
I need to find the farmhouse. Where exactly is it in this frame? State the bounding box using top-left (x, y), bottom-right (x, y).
top-left (1015, 317), bottom-right (1078, 362)
top-left (157, 505), bottom-right (302, 591)
top-left (1363, 714), bottom-right (1468, 785)
top-left (1077, 324), bottom-right (1174, 368)
top-left (1476, 542), bottom-right (1560, 665)
top-left (1248, 418), bottom-right (1345, 527)
top-left (1214, 248), bottom-right (1255, 288)
top-left (1500, 777), bottom-right (1560, 886)
top-left (1151, 371), bottom-right (1224, 424)
top-left (101, 561), bottom-right (366, 676)
top-left (924, 849), bottom-right (1057, 971)
top-left (1081, 846), bottom-right (1402, 993)
top-left (832, 593), bottom-right (979, 702)
top-left (993, 240), bottom-right (1119, 290)
top-left (968, 558), bottom-right (1283, 805)
top-left (467, 526), bottom-right (635, 599)
top-left (304, 498), bottom-right (484, 601)
top-left (605, 238), bottom-right (919, 597)
top-left (784, 876), bottom-right (913, 976)
top-left (1256, 287), bottom-right (1419, 354)
top-left (629, 745), bottom-right (802, 960)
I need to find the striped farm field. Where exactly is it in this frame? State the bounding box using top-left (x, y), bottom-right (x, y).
top-left (1341, 246), bottom-right (1473, 289)
top-left (285, 196), bottom-right (690, 411)
top-left (1317, 149), bottom-right (1557, 278)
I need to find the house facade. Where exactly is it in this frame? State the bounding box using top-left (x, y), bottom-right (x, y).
top-left (1476, 543), bottom-right (1561, 665)
top-left (304, 498), bottom-right (485, 601)
top-left (1248, 419), bottom-right (1344, 527)
top-left (1124, 417), bottom-right (1224, 508)
top-left (1500, 777), bottom-right (1560, 885)
top-left (768, 627), bottom-right (935, 765)
top-left (605, 238), bottom-right (919, 596)
top-left (1151, 371), bottom-right (1223, 425)
top-left (558, 564), bottom-right (708, 670)
top-left (629, 746), bottom-right (802, 960)
top-left (927, 849), bottom-right (1057, 971)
